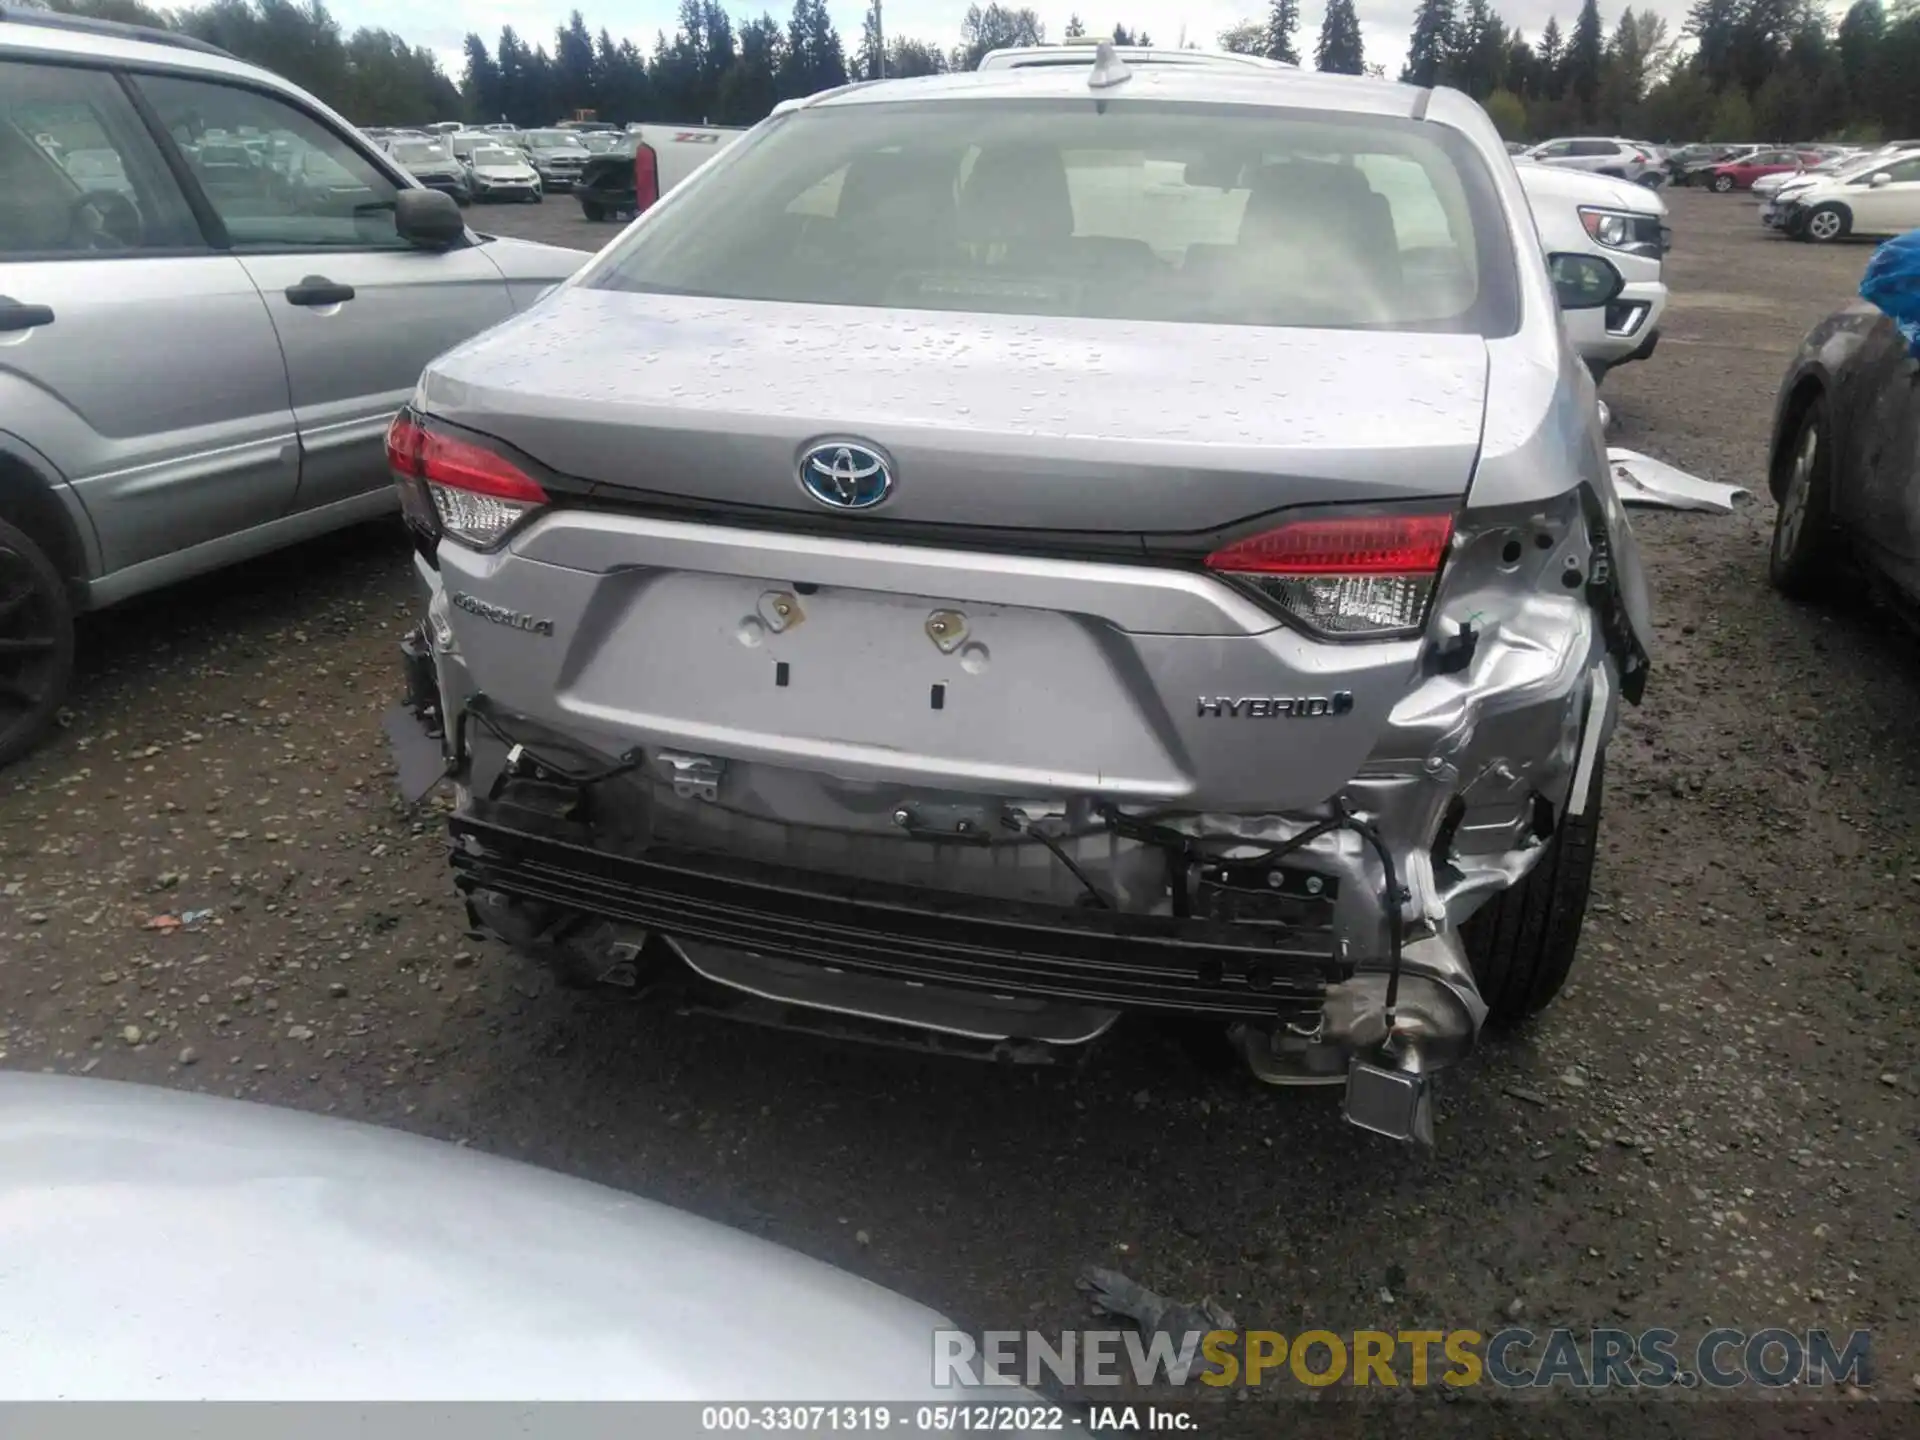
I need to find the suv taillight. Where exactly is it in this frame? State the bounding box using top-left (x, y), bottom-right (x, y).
top-left (633, 141), bottom-right (660, 213)
top-left (386, 411), bottom-right (549, 550)
top-left (1204, 512), bottom-right (1454, 638)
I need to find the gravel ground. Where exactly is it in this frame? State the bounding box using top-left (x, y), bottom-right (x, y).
top-left (3, 189), bottom-right (1915, 1424)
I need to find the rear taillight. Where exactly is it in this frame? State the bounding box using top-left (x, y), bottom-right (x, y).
top-left (385, 410), bottom-right (548, 549)
top-left (633, 142), bottom-right (659, 213)
top-left (1204, 512), bottom-right (1454, 638)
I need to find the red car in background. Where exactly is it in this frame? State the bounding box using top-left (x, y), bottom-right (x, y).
top-left (1703, 149), bottom-right (1825, 192)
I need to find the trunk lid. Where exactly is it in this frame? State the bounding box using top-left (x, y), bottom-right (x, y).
top-left (420, 289), bottom-right (1489, 534)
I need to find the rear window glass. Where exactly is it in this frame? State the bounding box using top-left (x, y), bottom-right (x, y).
top-left (586, 100), bottom-right (1517, 334)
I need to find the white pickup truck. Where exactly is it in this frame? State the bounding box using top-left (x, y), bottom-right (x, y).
top-left (1514, 160), bottom-right (1670, 378)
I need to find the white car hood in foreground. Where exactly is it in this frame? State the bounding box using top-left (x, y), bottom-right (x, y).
top-left (0, 1074), bottom-right (988, 1401)
top-left (1512, 159), bottom-right (1666, 217)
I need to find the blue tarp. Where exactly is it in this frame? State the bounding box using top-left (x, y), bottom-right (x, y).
top-left (1860, 228), bottom-right (1920, 358)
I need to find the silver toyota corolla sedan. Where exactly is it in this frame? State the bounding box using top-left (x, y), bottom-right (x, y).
top-left (385, 55), bottom-right (1655, 1145)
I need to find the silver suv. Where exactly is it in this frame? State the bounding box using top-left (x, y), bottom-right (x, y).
top-left (0, 9), bottom-right (587, 763)
top-left (387, 56), bottom-right (1655, 1144)
top-left (1523, 136), bottom-right (1664, 188)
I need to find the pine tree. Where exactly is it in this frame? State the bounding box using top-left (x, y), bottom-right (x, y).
top-left (1566, 0), bottom-right (1604, 115)
top-left (1536, 16), bottom-right (1564, 98)
top-left (1064, 12), bottom-right (1085, 36)
top-left (1402, 0), bottom-right (1456, 85)
top-left (553, 10), bottom-right (595, 115)
top-left (1315, 0), bottom-right (1365, 73)
top-left (859, 0), bottom-right (884, 77)
top-left (460, 32), bottom-right (500, 119)
top-left (1504, 30), bottom-right (1535, 95)
top-left (1263, 0), bottom-right (1299, 64)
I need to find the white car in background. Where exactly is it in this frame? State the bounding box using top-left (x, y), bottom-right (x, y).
top-left (1752, 154), bottom-right (1852, 199)
top-left (1514, 159), bottom-right (1669, 377)
top-left (1766, 149), bottom-right (1920, 242)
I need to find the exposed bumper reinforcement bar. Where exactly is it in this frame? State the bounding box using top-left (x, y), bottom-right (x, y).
top-left (447, 813), bottom-right (1339, 1019)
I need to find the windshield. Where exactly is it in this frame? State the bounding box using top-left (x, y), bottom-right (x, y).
top-left (472, 146), bottom-right (522, 166)
top-left (526, 130), bottom-right (587, 150)
top-left (390, 141), bottom-right (447, 164)
top-left (586, 100), bottom-right (1517, 335)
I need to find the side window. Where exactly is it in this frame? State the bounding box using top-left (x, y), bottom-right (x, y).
top-left (0, 58), bottom-right (200, 257)
top-left (130, 72), bottom-right (404, 250)
top-left (1882, 159), bottom-right (1920, 184)
top-left (1535, 141), bottom-right (1572, 158)
top-left (1569, 140), bottom-right (1611, 157)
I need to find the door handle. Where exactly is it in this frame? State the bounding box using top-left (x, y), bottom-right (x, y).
top-left (284, 276), bottom-right (356, 307)
top-left (0, 297), bottom-right (55, 333)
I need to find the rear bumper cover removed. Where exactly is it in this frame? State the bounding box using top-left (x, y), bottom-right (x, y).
top-left (447, 808), bottom-right (1340, 1018)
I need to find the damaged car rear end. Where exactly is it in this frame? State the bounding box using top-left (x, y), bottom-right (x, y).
top-left (385, 63), bottom-right (1653, 1145)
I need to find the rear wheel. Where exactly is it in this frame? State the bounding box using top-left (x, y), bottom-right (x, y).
top-left (581, 200), bottom-right (606, 221)
top-left (0, 514), bottom-right (76, 768)
top-left (1769, 395), bottom-right (1840, 597)
top-left (1463, 755), bottom-right (1604, 1030)
top-left (1711, 173), bottom-right (1736, 192)
top-left (1804, 204), bottom-right (1848, 243)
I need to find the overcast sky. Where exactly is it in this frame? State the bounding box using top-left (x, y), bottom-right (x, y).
top-left (329, 0), bottom-right (1715, 87)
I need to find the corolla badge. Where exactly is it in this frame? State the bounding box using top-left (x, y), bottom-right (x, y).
top-left (798, 440), bottom-right (894, 510)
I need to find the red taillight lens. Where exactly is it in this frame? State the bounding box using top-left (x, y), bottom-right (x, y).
top-left (385, 410), bottom-right (548, 549)
top-left (633, 142), bottom-right (659, 213)
top-left (1206, 513), bottom-right (1454, 637)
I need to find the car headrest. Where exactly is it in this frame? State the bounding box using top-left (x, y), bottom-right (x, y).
top-left (837, 149), bottom-right (949, 225)
top-left (959, 146), bottom-right (1075, 243)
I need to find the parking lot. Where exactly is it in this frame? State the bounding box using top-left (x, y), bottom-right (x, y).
top-left (2, 187), bottom-right (1915, 1413)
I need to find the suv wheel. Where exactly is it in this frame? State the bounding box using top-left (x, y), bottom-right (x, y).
top-left (1463, 754), bottom-right (1604, 1030)
top-left (581, 200), bottom-right (606, 221)
top-left (1804, 204), bottom-right (1849, 243)
top-left (0, 514), bottom-right (76, 767)
top-left (1769, 395), bottom-right (1839, 596)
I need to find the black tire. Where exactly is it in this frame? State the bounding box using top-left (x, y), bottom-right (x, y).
top-left (581, 200), bottom-right (605, 221)
top-left (1768, 395), bottom-right (1840, 598)
top-left (1711, 172), bottom-right (1736, 192)
top-left (0, 513), bottom-right (77, 768)
top-left (1803, 203), bottom-right (1849, 244)
top-left (1463, 754), bottom-right (1604, 1030)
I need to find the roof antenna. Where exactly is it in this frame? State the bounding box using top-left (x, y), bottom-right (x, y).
top-left (1087, 38), bottom-right (1133, 89)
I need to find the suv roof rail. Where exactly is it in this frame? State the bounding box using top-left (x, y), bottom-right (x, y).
top-left (0, 3), bottom-right (237, 60)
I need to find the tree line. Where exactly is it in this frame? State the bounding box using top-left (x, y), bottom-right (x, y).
top-left (1370, 0), bottom-right (1920, 141)
top-left (32, 0), bottom-right (1920, 139)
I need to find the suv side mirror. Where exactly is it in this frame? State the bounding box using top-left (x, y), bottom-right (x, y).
top-left (1870, 172), bottom-right (1893, 188)
top-left (395, 187), bottom-right (464, 249)
top-left (1547, 252), bottom-right (1624, 310)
